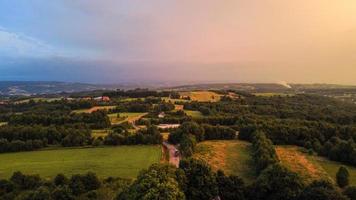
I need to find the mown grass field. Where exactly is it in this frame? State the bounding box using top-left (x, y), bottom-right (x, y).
top-left (185, 110), bottom-right (204, 118)
top-left (276, 146), bottom-right (356, 185)
top-left (0, 146), bottom-right (161, 179)
top-left (72, 106), bottom-right (116, 114)
top-left (193, 140), bottom-right (256, 183)
top-left (108, 112), bottom-right (147, 125)
top-left (179, 91), bottom-right (221, 102)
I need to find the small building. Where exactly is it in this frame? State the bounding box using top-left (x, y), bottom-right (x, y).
top-left (94, 96), bottom-right (110, 102)
top-left (102, 96), bottom-right (110, 101)
top-left (158, 112), bottom-right (166, 118)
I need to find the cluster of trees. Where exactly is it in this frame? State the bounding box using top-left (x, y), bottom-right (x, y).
top-left (103, 126), bottom-right (162, 146)
top-left (120, 157), bottom-right (356, 200)
top-left (0, 139), bottom-right (45, 153)
top-left (169, 122), bottom-right (236, 144)
top-left (246, 131), bottom-right (351, 200)
top-left (238, 117), bottom-right (356, 166)
top-left (0, 171), bottom-right (131, 200)
top-left (0, 125), bottom-right (91, 152)
top-left (8, 110), bottom-right (110, 129)
top-left (0, 99), bottom-right (95, 114)
top-left (115, 100), bottom-right (152, 113)
top-left (202, 124), bottom-right (236, 140)
top-left (118, 159), bottom-right (246, 200)
top-left (251, 131), bottom-right (279, 173)
top-left (245, 94), bottom-right (356, 125)
top-left (320, 137), bottom-right (356, 166)
top-left (153, 102), bottom-right (175, 112)
top-left (2, 161), bottom-right (356, 200)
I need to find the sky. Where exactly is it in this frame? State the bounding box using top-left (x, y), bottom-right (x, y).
top-left (0, 0), bottom-right (356, 84)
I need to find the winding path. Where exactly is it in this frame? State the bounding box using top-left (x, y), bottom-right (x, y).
top-left (162, 142), bottom-right (180, 167)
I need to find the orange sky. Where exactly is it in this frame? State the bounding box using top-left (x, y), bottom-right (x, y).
top-left (1, 0), bottom-right (356, 84)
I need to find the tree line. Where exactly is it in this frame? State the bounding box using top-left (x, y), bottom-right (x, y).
top-left (0, 125), bottom-right (91, 153)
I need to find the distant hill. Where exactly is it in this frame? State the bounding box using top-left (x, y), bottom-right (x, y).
top-left (1, 81), bottom-right (356, 96)
top-left (0, 81), bottom-right (121, 96)
top-left (166, 83), bottom-right (292, 92)
top-left (166, 83), bottom-right (356, 92)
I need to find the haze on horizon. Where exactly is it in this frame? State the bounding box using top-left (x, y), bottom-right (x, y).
top-left (1, 0), bottom-right (356, 84)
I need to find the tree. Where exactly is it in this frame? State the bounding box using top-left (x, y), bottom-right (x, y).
top-left (54, 173), bottom-right (68, 186)
top-left (216, 170), bottom-right (246, 200)
top-left (0, 179), bottom-right (14, 195)
top-left (344, 186), bottom-right (356, 200)
top-left (10, 171), bottom-right (42, 190)
top-left (179, 134), bottom-right (197, 157)
top-left (168, 122), bottom-right (204, 144)
top-left (51, 186), bottom-right (75, 200)
top-left (249, 164), bottom-right (305, 200)
top-left (27, 186), bottom-right (51, 200)
top-left (297, 180), bottom-right (348, 200)
top-left (118, 164), bottom-right (185, 200)
top-left (179, 158), bottom-right (218, 200)
top-left (336, 166), bottom-right (349, 188)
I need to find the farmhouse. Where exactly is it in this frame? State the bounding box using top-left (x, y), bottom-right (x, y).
top-left (94, 96), bottom-right (110, 102)
top-left (158, 112), bottom-right (165, 118)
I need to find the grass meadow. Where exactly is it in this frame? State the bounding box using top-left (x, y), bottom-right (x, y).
top-left (108, 112), bottom-right (147, 125)
top-left (276, 146), bottom-right (356, 185)
top-left (72, 106), bottom-right (116, 114)
top-left (193, 140), bottom-right (256, 183)
top-left (179, 91), bottom-right (221, 102)
top-left (0, 146), bottom-right (161, 179)
top-left (184, 110), bottom-right (204, 118)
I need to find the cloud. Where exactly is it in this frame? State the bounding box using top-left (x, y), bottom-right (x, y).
top-left (0, 27), bottom-right (56, 58)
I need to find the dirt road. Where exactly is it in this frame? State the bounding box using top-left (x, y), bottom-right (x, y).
top-left (162, 142), bottom-right (180, 167)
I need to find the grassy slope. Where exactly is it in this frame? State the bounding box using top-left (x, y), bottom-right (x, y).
top-left (193, 140), bottom-right (256, 183)
top-left (0, 146), bottom-right (161, 179)
top-left (179, 91), bottom-right (221, 102)
top-left (108, 112), bottom-right (147, 125)
top-left (277, 146), bottom-right (356, 185)
top-left (72, 106), bottom-right (116, 114)
top-left (185, 110), bottom-right (204, 118)
top-left (309, 155), bottom-right (356, 185)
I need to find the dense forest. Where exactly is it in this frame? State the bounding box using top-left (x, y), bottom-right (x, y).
top-left (1, 89), bottom-right (356, 199)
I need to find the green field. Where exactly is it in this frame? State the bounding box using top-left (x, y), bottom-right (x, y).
top-left (185, 110), bottom-right (204, 118)
top-left (193, 140), bottom-right (256, 183)
top-left (0, 122), bottom-right (7, 126)
top-left (0, 146), bottom-right (161, 179)
top-left (108, 112), bottom-right (147, 125)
